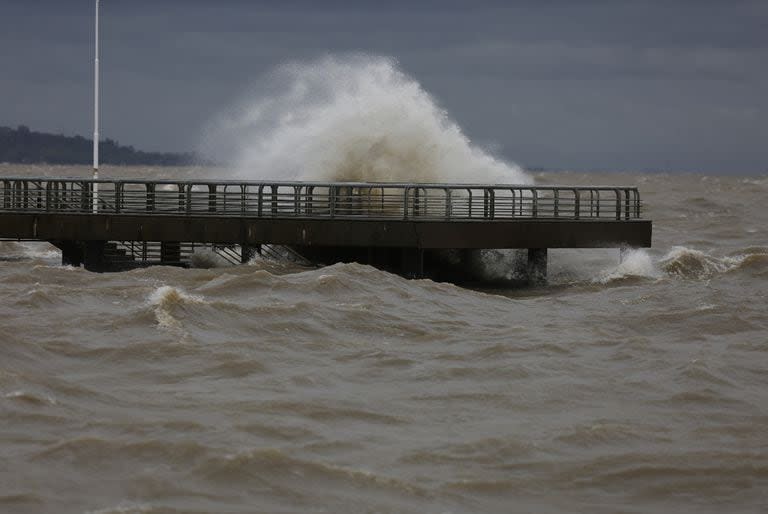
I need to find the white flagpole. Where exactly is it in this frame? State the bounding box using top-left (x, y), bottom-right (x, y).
top-left (93, 0), bottom-right (100, 213)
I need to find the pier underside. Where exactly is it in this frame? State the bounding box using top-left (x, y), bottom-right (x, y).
top-left (0, 212), bottom-right (650, 281)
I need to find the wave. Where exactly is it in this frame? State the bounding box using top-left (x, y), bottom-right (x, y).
top-left (659, 246), bottom-right (765, 279)
top-left (194, 447), bottom-right (424, 496)
top-left (147, 285), bottom-right (206, 333)
top-left (595, 249), bottom-right (661, 284)
top-left (593, 246), bottom-right (768, 284)
top-left (202, 54), bottom-right (531, 185)
top-left (4, 390), bottom-right (57, 406)
top-left (0, 242), bottom-right (59, 262)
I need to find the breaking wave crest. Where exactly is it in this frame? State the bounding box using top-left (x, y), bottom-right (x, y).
top-left (202, 54), bottom-right (530, 185)
top-left (595, 249), bottom-right (661, 284)
top-left (147, 285), bottom-right (205, 332)
top-left (659, 246), bottom-right (766, 279)
top-left (594, 246), bottom-right (767, 284)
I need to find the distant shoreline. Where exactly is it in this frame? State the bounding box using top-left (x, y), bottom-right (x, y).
top-left (0, 125), bottom-right (197, 166)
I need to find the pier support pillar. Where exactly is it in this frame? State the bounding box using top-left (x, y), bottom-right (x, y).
top-left (241, 244), bottom-right (258, 263)
top-left (527, 248), bottom-right (548, 285)
top-left (57, 241), bottom-right (84, 268)
top-left (160, 242), bottom-right (181, 265)
top-left (83, 241), bottom-right (107, 272)
top-left (401, 248), bottom-right (424, 279)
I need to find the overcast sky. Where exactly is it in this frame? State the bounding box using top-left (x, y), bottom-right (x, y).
top-left (1, 0), bottom-right (766, 173)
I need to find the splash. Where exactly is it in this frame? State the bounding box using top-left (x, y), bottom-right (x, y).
top-left (202, 55), bottom-right (531, 185)
top-left (595, 249), bottom-right (661, 284)
top-left (188, 248), bottom-right (231, 269)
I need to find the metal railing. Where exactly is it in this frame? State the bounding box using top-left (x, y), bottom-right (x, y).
top-left (0, 177), bottom-right (643, 221)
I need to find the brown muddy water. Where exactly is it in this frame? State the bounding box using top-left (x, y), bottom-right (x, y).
top-left (1, 165), bottom-right (767, 514)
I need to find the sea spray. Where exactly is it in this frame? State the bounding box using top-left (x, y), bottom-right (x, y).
top-left (202, 54), bottom-right (531, 185)
top-left (200, 55), bottom-right (533, 279)
top-left (595, 249), bottom-right (660, 284)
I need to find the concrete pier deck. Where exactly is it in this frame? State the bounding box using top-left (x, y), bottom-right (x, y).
top-left (0, 177), bottom-right (651, 280)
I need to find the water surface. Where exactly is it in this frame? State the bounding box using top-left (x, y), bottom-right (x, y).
top-left (1, 165), bottom-right (767, 513)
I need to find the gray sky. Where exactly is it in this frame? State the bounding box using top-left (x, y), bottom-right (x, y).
top-left (1, 0), bottom-right (766, 173)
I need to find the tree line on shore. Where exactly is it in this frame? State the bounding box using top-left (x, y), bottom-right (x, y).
top-left (0, 125), bottom-right (195, 166)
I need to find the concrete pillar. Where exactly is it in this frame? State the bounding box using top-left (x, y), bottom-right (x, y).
top-left (83, 241), bottom-right (106, 272)
top-left (241, 244), bottom-right (257, 263)
top-left (59, 241), bottom-right (84, 268)
top-left (527, 248), bottom-right (548, 285)
top-left (160, 242), bottom-right (181, 265)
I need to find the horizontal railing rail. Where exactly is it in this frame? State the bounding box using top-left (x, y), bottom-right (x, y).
top-left (0, 177), bottom-right (644, 221)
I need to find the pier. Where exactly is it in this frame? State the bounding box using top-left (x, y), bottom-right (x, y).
top-left (0, 177), bottom-right (651, 281)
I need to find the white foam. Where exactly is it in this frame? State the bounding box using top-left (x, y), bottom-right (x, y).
top-left (595, 249), bottom-right (661, 284)
top-left (147, 285), bottom-right (205, 332)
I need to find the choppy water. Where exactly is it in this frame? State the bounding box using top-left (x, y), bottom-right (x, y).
top-left (1, 165), bottom-right (767, 514)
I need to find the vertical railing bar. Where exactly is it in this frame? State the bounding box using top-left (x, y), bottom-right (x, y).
top-left (186, 184), bottom-right (192, 214)
top-left (573, 188), bottom-right (580, 220)
top-left (115, 182), bottom-right (122, 214)
top-left (330, 185), bottom-right (337, 219)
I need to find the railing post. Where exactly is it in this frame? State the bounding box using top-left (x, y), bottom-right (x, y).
top-left (35, 182), bottom-right (43, 210)
top-left (82, 181), bottom-right (90, 212)
top-left (467, 189), bottom-right (473, 218)
top-left (532, 189), bottom-right (538, 218)
top-left (403, 187), bottom-right (409, 220)
top-left (12, 181), bottom-right (21, 210)
top-left (271, 185), bottom-right (278, 215)
top-left (573, 188), bottom-right (580, 220)
top-left (489, 189), bottom-right (495, 220)
top-left (445, 188), bottom-right (452, 220)
top-left (306, 186), bottom-right (314, 215)
top-left (208, 184), bottom-right (217, 213)
top-left (146, 183), bottom-right (155, 212)
top-left (634, 188), bottom-right (641, 218)
top-left (240, 184), bottom-right (246, 215)
top-left (614, 189), bottom-right (621, 220)
top-left (554, 188), bottom-right (559, 218)
top-left (625, 189), bottom-right (631, 220)
top-left (115, 182), bottom-right (122, 214)
top-left (177, 184), bottom-right (185, 213)
top-left (3, 180), bottom-right (10, 210)
top-left (186, 184), bottom-right (192, 214)
top-left (594, 189), bottom-right (600, 218)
